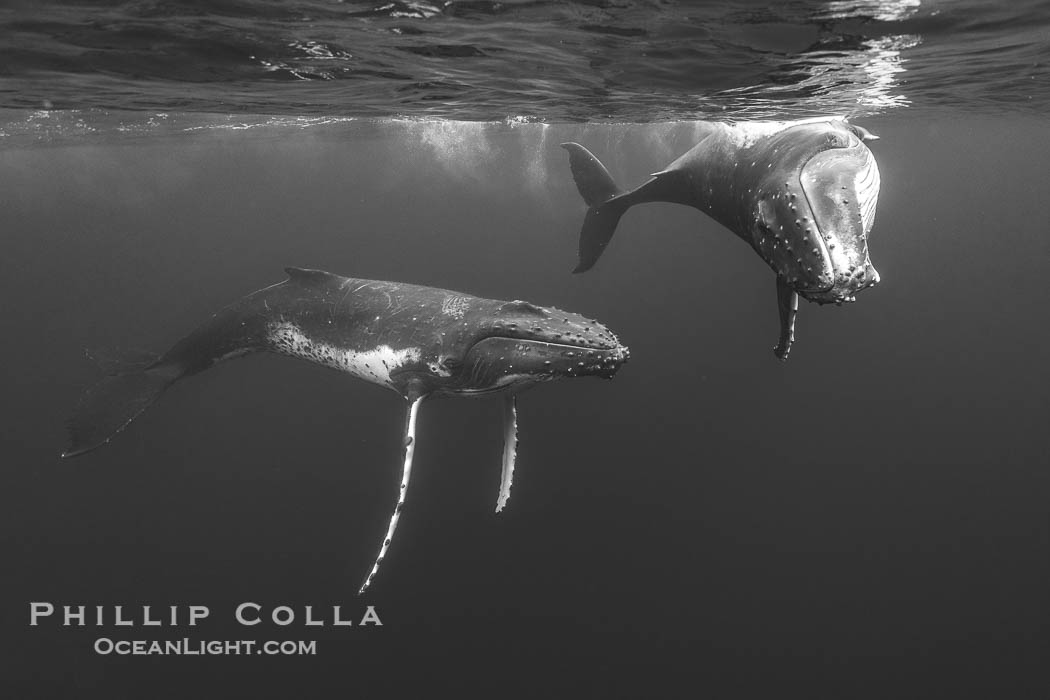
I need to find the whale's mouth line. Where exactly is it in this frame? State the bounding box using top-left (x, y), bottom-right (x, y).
top-left (793, 178), bottom-right (835, 296)
top-left (471, 336), bottom-right (626, 355)
top-left (448, 336), bottom-right (629, 394)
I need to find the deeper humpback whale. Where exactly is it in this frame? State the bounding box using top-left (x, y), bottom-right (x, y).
top-left (562, 116), bottom-right (881, 360)
top-left (63, 268), bottom-right (629, 592)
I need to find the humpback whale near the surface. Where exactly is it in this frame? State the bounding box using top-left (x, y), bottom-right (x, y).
top-left (562, 116), bottom-right (882, 360)
top-left (63, 267), bottom-right (629, 592)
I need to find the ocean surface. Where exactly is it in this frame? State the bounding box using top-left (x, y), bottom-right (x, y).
top-left (2, 1), bottom-right (1048, 698)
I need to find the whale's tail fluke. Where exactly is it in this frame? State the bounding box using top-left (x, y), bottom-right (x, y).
top-left (561, 142), bottom-right (633, 273)
top-left (62, 363), bottom-right (183, 458)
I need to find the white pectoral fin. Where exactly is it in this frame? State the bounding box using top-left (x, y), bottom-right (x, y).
top-left (359, 395), bottom-right (424, 595)
top-left (495, 394), bottom-right (518, 514)
top-left (773, 277), bottom-right (799, 361)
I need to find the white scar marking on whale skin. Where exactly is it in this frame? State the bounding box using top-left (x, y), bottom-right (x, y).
top-left (267, 322), bottom-right (421, 387)
top-left (441, 295), bottom-right (469, 319)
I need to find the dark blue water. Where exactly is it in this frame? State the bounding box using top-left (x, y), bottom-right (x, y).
top-left (2, 2), bottom-right (1049, 699)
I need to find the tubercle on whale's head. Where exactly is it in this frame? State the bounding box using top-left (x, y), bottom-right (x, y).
top-left (749, 120), bottom-right (882, 305)
top-left (427, 300), bottom-right (629, 397)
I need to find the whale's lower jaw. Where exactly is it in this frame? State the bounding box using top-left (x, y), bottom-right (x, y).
top-left (453, 337), bottom-right (629, 395)
top-left (446, 375), bottom-right (544, 397)
top-left (797, 262), bottom-right (880, 305)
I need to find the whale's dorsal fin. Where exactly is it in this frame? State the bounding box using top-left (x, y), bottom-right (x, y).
top-left (284, 267), bottom-right (340, 286)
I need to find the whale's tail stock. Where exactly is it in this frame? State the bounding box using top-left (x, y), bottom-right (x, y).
top-left (62, 362), bottom-right (183, 458)
top-left (561, 142), bottom-right (635, 273)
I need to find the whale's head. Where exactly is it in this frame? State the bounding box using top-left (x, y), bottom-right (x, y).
top-left (426, 299), bottom-right (629, 397)
top-left (751, 120), bottom-right (881, 305)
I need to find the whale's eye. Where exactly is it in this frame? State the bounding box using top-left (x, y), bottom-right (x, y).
top-left (441, 357), bottom-right (463, 371)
